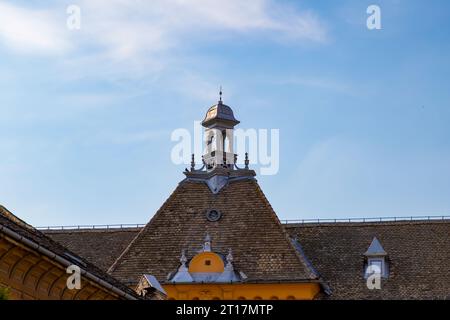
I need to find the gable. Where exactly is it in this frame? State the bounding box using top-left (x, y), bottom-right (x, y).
top-left (108, 178), bottom-right (318, 285)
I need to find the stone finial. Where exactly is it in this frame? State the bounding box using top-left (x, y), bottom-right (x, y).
top-left (203, 233), bottom-right (212, 252)
top-left (180, 250), bottom-right (187, 267)
top-left (244, 152), bottom-right (249, 169)
top-left (226, 249), bottom-right (233, 268)
top-left (190, 154), bottom-right (195, 171)
top-left (171, 249), bottom-right (194, 283)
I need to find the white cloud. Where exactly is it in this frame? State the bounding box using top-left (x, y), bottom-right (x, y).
top-left (0, 1), bottom-right (328, 101)
top-left (0, 1), bottom-right (327, 58)
top-left (0, 3), bottom-right (70, 54)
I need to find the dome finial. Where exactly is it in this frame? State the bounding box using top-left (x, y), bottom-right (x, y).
top-left (219, 86), bottom-right (223, 103)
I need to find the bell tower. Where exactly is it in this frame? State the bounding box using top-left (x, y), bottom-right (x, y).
top-left (201, 90), bottom-right (240, 171)
top-left (184, 90), bottom-right (254, 194)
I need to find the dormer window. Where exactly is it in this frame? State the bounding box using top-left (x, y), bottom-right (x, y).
top-left (364, 237), bottom-right (388, 278)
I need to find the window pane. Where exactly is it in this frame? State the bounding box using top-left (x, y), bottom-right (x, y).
top-left (369, 260), bottom-right (383, 274)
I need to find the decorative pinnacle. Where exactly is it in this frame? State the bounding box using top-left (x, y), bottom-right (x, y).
top-left (190, 154), bottom-right (195, 171)
top-left (204, 233), bottom-right (211, 252)
top-left (244, 152), bottom-right (249, 169)
top-left (219, 86), bottom-right (223, 103)
top-left (226, 249), bottom-right (233, 264)
top-left (180, 250), bottom-right (187, 266)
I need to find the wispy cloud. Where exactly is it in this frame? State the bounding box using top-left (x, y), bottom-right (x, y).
top-left (0, 1), bottom-right (327, 61)
top-left (0, 1), bottom-right (328, 102)
top-left (0, 3), bottom-right (70, 54)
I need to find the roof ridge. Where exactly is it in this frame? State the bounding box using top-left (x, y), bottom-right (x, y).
top-left (286, 220), bottom-right (450, 228)
top-left (0, 205), bottom-right (35, 230)
top-left (42, 226), bottom-right (144, 232)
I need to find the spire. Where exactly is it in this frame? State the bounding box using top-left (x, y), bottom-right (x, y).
top-left (245, 152), bottom-right (249, 169)
top-left (190, 154), bottom-right (195, 171)
top-left (219, 86), bottom-right (223, 104)
top-left (225, 249), bottom-right (233, 269)
top-left (170, 249), bottom-right (194, 283)
top-left (203, 233), bottom-right (212, 252)
top-left (180, 249), bottom-right (187, 267)
top-left (216, 248), bottom-right (241, 282)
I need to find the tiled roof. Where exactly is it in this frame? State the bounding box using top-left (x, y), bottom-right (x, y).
top-left (0, 205), bottom-right (140, 300)
top-left (287, 221), bottom-right (450, 299)
top-left (44, 228), bottom-right (141, 271)
top-left (42, 214), bottom-right (450, 299)
top-left (108, 178), bottom-right (319, 285)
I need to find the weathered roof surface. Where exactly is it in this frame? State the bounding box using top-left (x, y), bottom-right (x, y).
top-left (0, 205), bottom-right (140, 300)
top-left (287, 221), bottom-right (450, 299)
top-left (40, 213), bottom-right (450, 299)
top-left (108, 179), bottom-right (319, 285)
top-left (44, 227), bottom-right (141, 271)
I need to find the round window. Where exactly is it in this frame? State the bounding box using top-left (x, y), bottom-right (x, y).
top-left (206, 209), bottom-right (222, 222)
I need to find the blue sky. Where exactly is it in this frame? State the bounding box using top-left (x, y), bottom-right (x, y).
top-left (0, 0), bottom-right (449, 226)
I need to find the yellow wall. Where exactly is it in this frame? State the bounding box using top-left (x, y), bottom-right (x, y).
top-left (164, 282), bottom-right (321, 300)
top-left (189, 252), bottom-right (224, 273)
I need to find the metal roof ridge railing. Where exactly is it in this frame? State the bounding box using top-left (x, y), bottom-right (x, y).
top-left (281, 215), bottom-right (450, 224)
top-left (36, 223), bottom-right (146, 231)
top-left (36, 215), bottom-right (450, 230)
